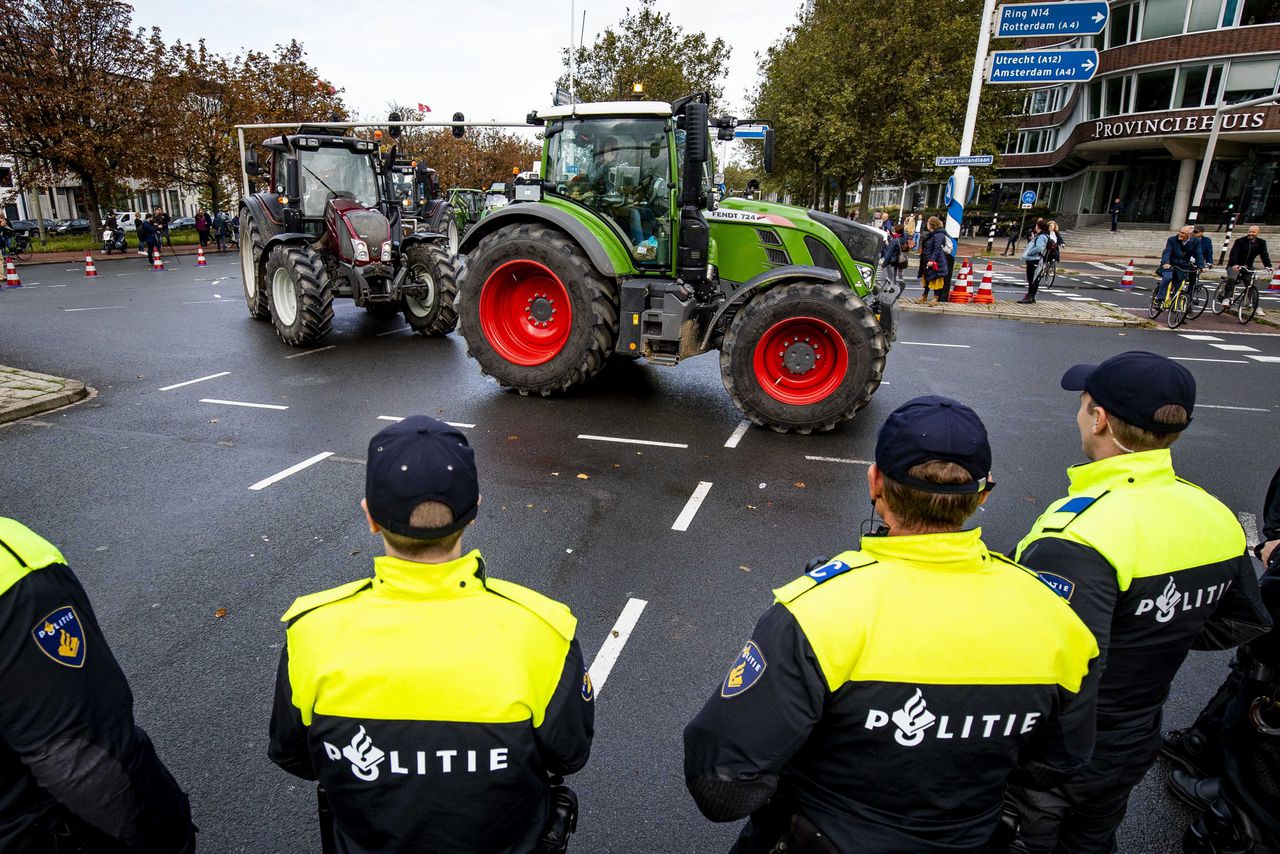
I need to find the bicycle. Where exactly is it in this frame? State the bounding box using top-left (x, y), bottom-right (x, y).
top-left (1150, 264), bottom-right (1201, 328)
top-left (1034, 253), bottom-right (1057, 291)
top-left (1, 230), bottom-right (32, 262)
top-left (1212, 267), bottom-right (1266, 325)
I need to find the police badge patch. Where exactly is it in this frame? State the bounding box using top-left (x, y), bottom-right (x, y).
top-left (32, 606), bottom-right (86, 668)
top-left (720, 640), bottom-right (766, 698)
top-left (1038, 572), bottom-right (1076, 602)
top-left (581, 670), bottom-right (594, 702)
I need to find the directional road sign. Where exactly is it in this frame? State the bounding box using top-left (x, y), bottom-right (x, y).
top-left (936, 154), bottom-right (996, 167)
top-left (996, 1), bottom-right (1109, 38)
top-left (988, 49), bottom-right (1100, 84)
top-left (1021, 190), bottom-right (1037, 209)
top-left (734, 124), bottom-right (769, 140)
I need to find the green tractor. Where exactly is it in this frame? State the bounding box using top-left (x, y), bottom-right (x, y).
top-left (455, 95), bottom-right (893, 433)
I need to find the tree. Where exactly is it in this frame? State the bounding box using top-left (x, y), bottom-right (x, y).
top-left (752, 0), bottom-right (1020, 214)
top-left (558, 0), bottom-right (731, 105)
top-left (384, 106), bottom-right (539, 191)
top-left (0, 0), bottom-right (169, 230)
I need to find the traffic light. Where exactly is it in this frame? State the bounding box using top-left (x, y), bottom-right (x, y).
top-left (452, 112), bottom-right (466, 139)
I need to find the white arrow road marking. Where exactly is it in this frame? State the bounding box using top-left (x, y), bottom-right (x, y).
top-left (587, 598), bottom-right (648, 699)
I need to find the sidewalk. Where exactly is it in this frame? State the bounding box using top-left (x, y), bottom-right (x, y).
top-left (8, 244), bottom-right (231, 266)
top-left (898, 297), bottom-right (1147, 328)
top-left (0, 366), bottom-right (91, 424)
top-left (954, 239), bottom-right (1161, 265)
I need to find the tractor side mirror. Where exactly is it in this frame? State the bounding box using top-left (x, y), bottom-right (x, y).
top-left (683, 102), bottom-right (709, 164)
top-left (285, 158), bottom-right (300, 201)
top-left (763, 128), bottom-right (776, 175)
top-left (245, 150), bottom-right (262, 177)
top-left (452, 112), bottom-right (465, 139)
top-left (388, 111), bottom-right (402, 139)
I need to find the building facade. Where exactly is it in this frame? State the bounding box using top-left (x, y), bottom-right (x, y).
top-left (870, 0), bottom-right (1280, 229)
top-left (0, 156), bottom-right (201, 223)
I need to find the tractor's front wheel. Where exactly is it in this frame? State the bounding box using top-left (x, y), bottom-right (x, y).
top-left (459, 223), bottom-right (618, 395)
top-left (265, 244), bottom-right (334, 346)
top-left (240, 213), bottom-right (270, 320)
top-left (447, 219), bottom-right (461, 256)
top-left (720, 282), bottom-right (887, 434)
top-left (402, 242), bottom-right (458, 336)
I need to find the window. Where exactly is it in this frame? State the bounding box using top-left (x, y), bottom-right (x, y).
top-left (1088, 81), bottom-right (1103, 118)
top-left (1142, 0), bottom-right (1188, 38)
top-left (1176, 65), bottom-right (1209, 107)
top-left (1188, 0), bottom-right (1224, 29)
top-left (1224, 58), bottom-right (1280, 103)
top-left (1027, 88), bottom-right (1062, 115)
top-left (1012, 130), bottom-right (1057, 154)
top-left (0, 168), bottom-right (11, 188)
top-left (1103, 76), bottom-right (1132, 115)
top-left (1107, 2), bottom-right (1139, 46)
top-left (1240, 0), bottom-right (1280, 23)
top-left (1135, 68), bottom-right (1177, 111)
top-left (1207, 64), bottom-right (1225, 103)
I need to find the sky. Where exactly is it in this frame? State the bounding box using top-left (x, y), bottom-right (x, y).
top-left (127, 0), bottom-right (803, 123)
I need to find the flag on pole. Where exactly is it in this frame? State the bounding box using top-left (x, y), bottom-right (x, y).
top-left (418, 103), bottom-right (431, 113)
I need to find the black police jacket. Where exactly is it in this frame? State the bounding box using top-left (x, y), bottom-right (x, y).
top-left (0, 518), bottom-right (194, 852)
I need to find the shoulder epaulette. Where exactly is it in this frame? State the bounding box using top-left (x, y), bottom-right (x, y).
top-left (484, 578), bottom-right (577, 641)
top-left (281, 578), bottom-right (373, 624)
top-left (0, 518), bottom-right (66, 598)
top-left (1036, 490), bottom-right (1110, 534)
top-left (773, 555), bottom-right (877, 604)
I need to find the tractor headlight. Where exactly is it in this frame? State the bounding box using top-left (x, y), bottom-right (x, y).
top-left (380, 241), bottom-right (392, 263)
top-left (402, 198), bottom-right (411, 207)
top-left (353, 239), bottom-right (369, 262)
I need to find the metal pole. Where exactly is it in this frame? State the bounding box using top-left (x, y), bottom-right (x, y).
top-left (986, 192), bottom-right (999, 255)
top-left (569, 0), bottom-right (575, 99)
top-left (946, 0), bottom-right (997, 270)
top-left (238, 127), bottom-right (248, 197)
top-left (898, 179), bottom-right (907, 221)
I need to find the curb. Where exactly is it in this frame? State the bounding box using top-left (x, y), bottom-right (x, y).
top-left (10, 245), bottom-right (231, 266)
top-left (898, 300), bottom-right (1149, 328)
top-left (0, 368), bottom-right (92, 425)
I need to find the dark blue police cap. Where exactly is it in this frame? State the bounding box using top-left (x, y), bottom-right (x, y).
top-left (366, 416), bottom-right (479, 539)
top-left (1061, 351), bottom-right (1194, 434)
top-left (875, 396), bottom-right (993, 494)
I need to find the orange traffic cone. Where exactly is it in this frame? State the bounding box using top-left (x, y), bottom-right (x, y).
top-left (1120, 259), bottom-right (1134, 289)
top-left (152, 248), bottom-right (164, 271)
top-left (84, 252), bottom-right (97, 278)
top-left (972, 261), bottom-right (994, 304)
top-left (196, 246), bottom-right (207, 267)
top-left (4, 258), bottom-right (20, 287)
top-left (948, 263), bottom-right (972, 304)
top-left (1270, 268), bottom-right (1280, 291)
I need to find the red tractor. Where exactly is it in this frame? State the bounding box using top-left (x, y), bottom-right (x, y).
top-left (238, 124), bottom-right (456, 346)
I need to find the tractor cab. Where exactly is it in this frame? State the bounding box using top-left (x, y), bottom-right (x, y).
top-left (256, 129), bottom-right (381, 237)
top-left (387, 158), bottom-right (441, 234)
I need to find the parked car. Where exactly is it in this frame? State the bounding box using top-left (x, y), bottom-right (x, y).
top-left (169, 216), bottom-right (196, 230)
top-left (110, 211), bottom-right (142, 233)
top-left (9, 218), bottom-right (57, 236)
top-left (54, 218), bottom-right (90, 235)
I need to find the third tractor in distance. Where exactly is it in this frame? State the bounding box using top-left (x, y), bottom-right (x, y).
top-left (455, 94), bottom-right (893, 433)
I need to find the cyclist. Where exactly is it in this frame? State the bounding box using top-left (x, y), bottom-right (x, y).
top-left (1192, 225), bottom-right (1214, 271)
top-left (1158, 225), bottom-right (1201, 308)
top-left (1018, 218), bottom-right (1049, 304)
top-left (0, 213), bottom-right (11, 257)
top-left (1221, 226), bottom-right (1271, 306)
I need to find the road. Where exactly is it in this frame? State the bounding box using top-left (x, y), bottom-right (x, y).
top-left (1, 253), bottom-right (1277, 852)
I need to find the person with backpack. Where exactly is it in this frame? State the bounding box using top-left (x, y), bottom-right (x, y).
top-left (878, 224), bottom-right (909, 297)
top-left (915, 217), bottom-right (950, 305)
top-left (1019, 219), bottom-right (1050, 304)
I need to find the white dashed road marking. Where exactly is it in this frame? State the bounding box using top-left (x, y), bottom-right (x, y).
top-left (1197, 404), bottom-right (1270, 412)
top-left (724, 420), bottom-right (751, 449)
top-left (1239, 512), bottom-right (1259, 549)
top-left (158, 371), bottom-right (230, 391)
top-left (578, 433), bottom-right (689, 449)
top-left (200, 398), bottom-right (289, 410)
top-left (672, 481), bottom-right (713, 532)
top-left (284, 345), bottom-right (337, 359)
top-left (1209, 343), bottom-right (1260, 352)
top-left (805, 455), bottom-right (874, 465)
top-left (587, 597), bottom-right (648, 698)
top-left (376, 326), bottom-right (410, 336)
top-left (898, 341), bottom-right (970, 348)
top-left (249, 452), bottom-right (335, 491)
top-left (1180, 334), bottom-right (1223, 341)
top-left (1246, 355), bottom-right (1280, 363)
top-left (63, 306), bottom-right (125, 312)
top-left (1170, 357), bottom-right (1249, 364)
top-left (376, 415), bottom-right (476, 428)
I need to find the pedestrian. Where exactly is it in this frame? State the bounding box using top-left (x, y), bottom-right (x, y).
top-left (915, 215), bottom-right (949, 304)
top-left (1045, 220), bottom-right (1065, 266)
top-left (0, 212), bottom-right (11, 256)
top-left (903, 213), bottom-right (916, 247)
top-left (1109, 197), bottom-right (1123, 232)
top-left (154, 207), bottom-right (171, 247)
top-left (683, 396), bottom-right (1099, 854)
top-left (1164, 463), bottom-right (1280, 854)
top-left (1192, 225), bottom-right (1214, 270)
top-left (212, 211), bottom-right (228, 252)
top-left (1220, 225), bottom-right (1271, 305)
top-left (269, 416), bottom-right (594, 854)
top-left (1018, 218), bottom-right (1049, 304)
top-left (1005, 351), bottom-right (1272, 854)
top-left (194, 210), bottom-right (210, 247)
top-left (138, 214), bottom-right (160, 260)
top-left (0, 517), bottom-right (196, 852)
top-left (1158, 225), bottom-right (1201, 307)
top-left (1217, 204), bottom-right (1235, 233)
top-left (878, 224), bottom-right (908, 296)
top-left (1003, 219), bottom-right (1020, 256)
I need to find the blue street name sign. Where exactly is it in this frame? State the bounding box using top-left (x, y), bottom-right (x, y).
top-left (936, 155), bottom-right (996, 167)
top-left (734, 125), bottom-right (769, 140)
top-left (996, 1), bottom-right (1109, 37)
top-left (988, 49), bottom-right (1100, 84)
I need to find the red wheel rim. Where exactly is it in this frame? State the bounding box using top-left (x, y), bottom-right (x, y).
top-left (478, 260), bottom-right (573, 366)
top-left (752, 316), bottom-right (849, 405)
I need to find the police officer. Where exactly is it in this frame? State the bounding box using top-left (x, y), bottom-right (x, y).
top-left (268, 416), bottom-right (594, 853)
top-left (1007, 352), bottom-right (1272, 853)
top-left (684, 396), bottom-right (1099, 853)
top-left (0, 517), bottom-right (195, 852)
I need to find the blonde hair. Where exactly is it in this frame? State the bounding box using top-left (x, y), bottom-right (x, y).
top-left (1048, 220), bottom-right (1059, 232)
top-left (927, 215), bottom-right (943, 230)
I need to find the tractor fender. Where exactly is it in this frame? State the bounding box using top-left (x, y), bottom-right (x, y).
top-left (241, 194), bottom-right (284, 237)
top-left (699, 265), bottom-right (844, 352)
top-left (401, 231), bottom-right (447, 251)
top-left (262, 232), bottom-right (313, 255)
top-left (456, 203), bottom-right (618, 279)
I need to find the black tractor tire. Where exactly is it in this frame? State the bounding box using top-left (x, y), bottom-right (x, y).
top-left (458, 223), bottom-right (618, 396)
top-left (720, 282), bottom-right (887, 434)
top-left (365, 301), bottom-right (403, 318)
top-left (402, 242), bottom-right (458, 336)
top-left (264, 244), bottom-right (334, 347)
top-left (240, 213), bottom-right (270, 320)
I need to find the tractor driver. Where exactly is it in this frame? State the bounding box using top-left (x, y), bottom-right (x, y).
top-left (585, 136), bottom-right (645, 247)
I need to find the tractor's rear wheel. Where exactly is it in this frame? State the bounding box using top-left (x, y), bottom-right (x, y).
top-left (459, 223), bottom-right (617, 395)
top-left (402, 242), bottom-right (458, 336)
top-left (720, 282), bottom-right (886, 434)
top-left (240, 213), bottom-right (269, 320)
top-left (265, 244), bottom-right (334, 347)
